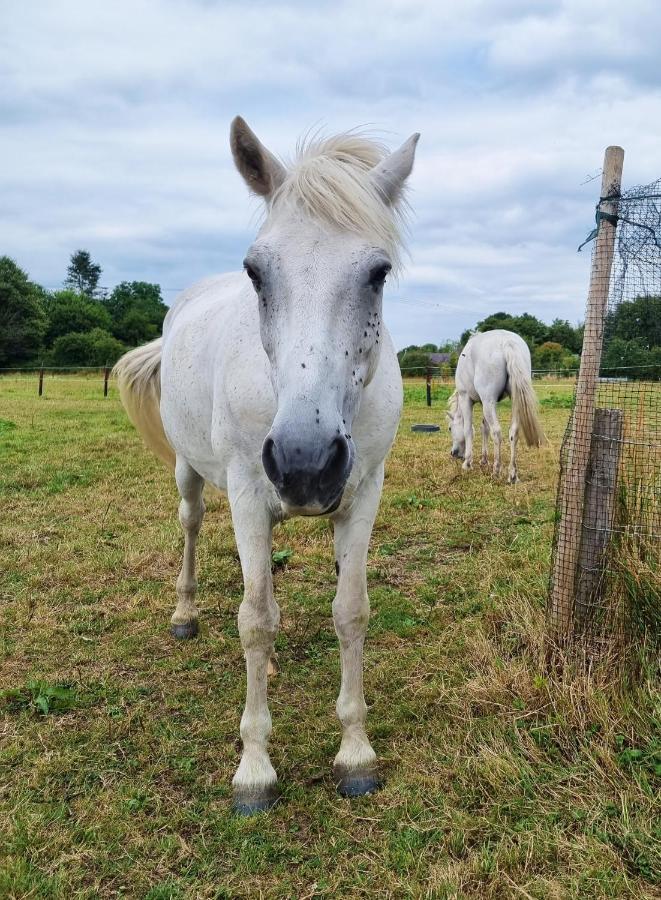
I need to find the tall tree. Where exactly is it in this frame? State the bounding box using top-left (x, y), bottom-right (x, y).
top-left (64, 250), bottom-right (102, 297)
top-left (0, 256), bottom-right (47, 366)
top-left (103, 281), bottom-right (167, 344)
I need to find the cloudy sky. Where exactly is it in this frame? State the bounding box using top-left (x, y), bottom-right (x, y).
top-left (3, 0), bottom-right (661, 348)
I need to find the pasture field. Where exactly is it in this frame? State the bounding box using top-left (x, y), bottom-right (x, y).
top-left (0, 375), bottom-right (658, 899)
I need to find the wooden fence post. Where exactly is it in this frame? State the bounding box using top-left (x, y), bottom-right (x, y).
top-left (426, 371), bottom-right (432, 407)
top-left (104, 366), bottom-right (110, 397)
top-left (38, 367), bottom-right (44, 397)
top-left (549, 146), bottom-right (624, 643)
top-left (574, 408), bottom-right (623, 636)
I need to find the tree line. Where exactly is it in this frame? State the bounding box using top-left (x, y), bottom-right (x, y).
top-left (3, 252), bottom-right (660, 378)
top-left (398, 304), bottom-right (661, 379)
top-left (0, 251), bottom-right (168, 368)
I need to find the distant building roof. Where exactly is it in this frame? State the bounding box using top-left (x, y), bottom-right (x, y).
top-left (428, 352), bottom-right (451, 365)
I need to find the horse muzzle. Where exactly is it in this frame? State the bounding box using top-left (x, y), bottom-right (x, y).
top-left (262, 429), bottom-right (353, 516)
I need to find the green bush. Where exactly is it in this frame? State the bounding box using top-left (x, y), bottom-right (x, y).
top-left (50, 328), bottom-right (126, 367)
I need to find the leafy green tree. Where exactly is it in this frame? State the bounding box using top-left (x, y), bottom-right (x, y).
top-left (461, 311), bottom-right (551, 349)
top-left (0, 256), bottom-right (47, 366)
top-left (103, 281), bottom-right (167, 344)
top-left (64, 250), bottom-right (102, 297)
top-left (44, 290), bottom-right (112, 343)
top-left (548, 318), bottom-right (583, 353)
top-left (532, 341), bottom-right (578, 373)
top-left (605, 295), bottom-right (661, 350)
top-left (398, 348), bottom-right (436, 377)
top-left (600, 337), bottom-right (661, 378)
top-left (50, 328), bottom-right (126, 367)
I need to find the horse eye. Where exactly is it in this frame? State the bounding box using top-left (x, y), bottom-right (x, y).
top-left (368, 263), bottom-right (391, 289)
top-left (243, 262), bottom-right (262, 291)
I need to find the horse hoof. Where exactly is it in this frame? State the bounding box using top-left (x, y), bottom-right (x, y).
top-left (335, 767), bottom-right (382, 798)
top-left (171, 621), bottom-right (199, 639)
top-left (232, 785), bottom-right (279, 815)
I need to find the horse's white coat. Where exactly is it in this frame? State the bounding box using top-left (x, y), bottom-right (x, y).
top-left (115, 119), bottom-right (419, 805)
top-left (447, 330), bottom-right (545, 483)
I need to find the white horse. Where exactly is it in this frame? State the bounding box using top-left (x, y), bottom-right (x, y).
top-left (114, 117), bottom-right (419, 813)
top-left (447, 329), bottom-right (545, 482)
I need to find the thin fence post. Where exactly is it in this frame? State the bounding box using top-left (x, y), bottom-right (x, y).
top-left (549, 146), bottom-right (625, 644)
top-left (574, 408), bottom-right (623, 637)
top-left (38, 366), bottom-right (44, 397)
top-left (104, 366), bottom-right (110, 397)
top-left (426, 371), bottom-right (432, 407)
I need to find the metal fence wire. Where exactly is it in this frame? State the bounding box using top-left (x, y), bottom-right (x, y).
top-left (548, 149), bottom-right (660, 658)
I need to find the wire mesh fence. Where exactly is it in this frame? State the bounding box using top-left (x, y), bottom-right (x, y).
top-left (549, 149), bottom-right (660, 659)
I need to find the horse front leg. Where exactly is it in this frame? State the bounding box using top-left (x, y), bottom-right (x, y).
top-left (229, 484), bottom-right (279, 814)
top-left (332, 466), bottom-right (383, 797)
top-left (171, 458), bottom-right (205, 639)
top-left (459, 395), bottom-right (474, 471)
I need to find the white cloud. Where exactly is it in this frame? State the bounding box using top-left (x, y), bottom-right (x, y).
top-left (1, 0), bottom-right (660, 346)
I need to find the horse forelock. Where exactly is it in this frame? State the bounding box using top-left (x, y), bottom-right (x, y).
top-left (268, 132), bottom-right (408, 273)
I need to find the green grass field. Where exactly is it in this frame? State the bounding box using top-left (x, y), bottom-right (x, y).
top-left (0, 375), bottom-right (658, 898)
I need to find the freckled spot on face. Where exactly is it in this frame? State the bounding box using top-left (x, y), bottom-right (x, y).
top-left (301, 362), bottom-right (306, 368)
top-left (296, 447), bottom-right (301, 454)
top-left (316, 418), bottom-right (319, 424)
top-left (364, 331), bottom-right (367, 337)
top-left (345, 350), bottom-right (348, 356)
top-left (359, 348), bottom-right (362, 353)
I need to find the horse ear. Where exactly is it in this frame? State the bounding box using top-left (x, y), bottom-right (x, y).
top-left (371, 133), bottom-right (420, 206)
top-left (230, 116), bottom-right (286, 199)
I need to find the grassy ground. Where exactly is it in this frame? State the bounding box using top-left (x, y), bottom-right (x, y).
top-left (0, 374), bottom-right (658, 899)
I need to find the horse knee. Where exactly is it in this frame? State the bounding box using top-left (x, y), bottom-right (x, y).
top-left (179, 495), bottom-right (204, 533)
top-left (333, 606), bottom-right (369, 646)
top-left (238, 592), bottom-right (279, 651)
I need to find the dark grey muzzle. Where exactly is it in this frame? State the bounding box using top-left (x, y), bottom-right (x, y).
top-left (262, 430), bottom-right (352, 513)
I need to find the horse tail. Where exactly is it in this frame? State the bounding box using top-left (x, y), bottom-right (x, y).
top-left (113, 338), bottom-right (176, 471)
top-left (503, 341), bottom-right (546, 447)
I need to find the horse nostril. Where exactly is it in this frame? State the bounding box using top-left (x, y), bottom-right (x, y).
top-left (262, 436), bottom-right (281, 484)
top-left (320, 436), bottom-right (350, 489)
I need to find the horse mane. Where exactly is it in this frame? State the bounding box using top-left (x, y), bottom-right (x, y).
top-left (270, 132), bottom-right (408, 273)
top-left (447, 390), bottom-right (458, 420)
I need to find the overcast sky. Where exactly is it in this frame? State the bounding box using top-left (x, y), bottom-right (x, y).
top-left (2, 0), bottom-right (661, 348)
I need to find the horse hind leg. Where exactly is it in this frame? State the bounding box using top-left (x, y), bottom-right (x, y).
top-left (508, 420), bottom-right (520, 484)
top-left (171, 458), bottom-right (205, 639)
top-left (482, 401), bottom-right (502, 477)
top-left (480, 416), bottom-right (490, 467)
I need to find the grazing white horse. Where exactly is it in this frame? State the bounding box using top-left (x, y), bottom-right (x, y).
top-left (447, 329), bottom-right (545, 482)
top-left (114, 117), bottom-right (419, 813)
